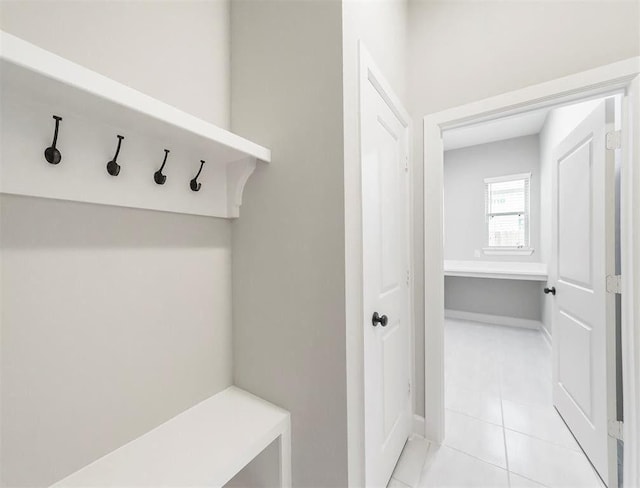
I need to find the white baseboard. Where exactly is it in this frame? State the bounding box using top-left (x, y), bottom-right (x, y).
top-left (445, 309), bottom-right (543, 330)
top-left (412, 414), bottom-right (425, 437)
top-left (541, 325), bottom-right (552, 348)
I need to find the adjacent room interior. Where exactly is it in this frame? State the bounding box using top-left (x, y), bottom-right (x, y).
top-left (399, 95), bottom-right (624, 487)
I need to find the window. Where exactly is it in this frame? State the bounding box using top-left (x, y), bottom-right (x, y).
top-left (483, 173), bottom-right (532, 255)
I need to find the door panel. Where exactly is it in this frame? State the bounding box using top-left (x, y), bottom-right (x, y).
top-left (378, 115), bottom-right (401, 293)
top-left (362, 62), bottom-right (411, 487)
top-left (552, 99), bottom-right (616, 487)
top-left (383, 325), bottom-right (404, 436)
top-left (557, 310), bottom-right (593, 419)
top-left (558, 139), bottom-right (592, 287)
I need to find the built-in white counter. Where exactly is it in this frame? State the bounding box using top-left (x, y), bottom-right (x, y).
top-left (444, 260), bottom-right (548, 282)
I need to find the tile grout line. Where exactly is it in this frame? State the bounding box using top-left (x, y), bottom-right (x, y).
top-left (414, 440), bottom-right (431, 487)
top-left (390, 476), bottom-right (412, 488)
top-left (444, 406), bottom-right (503, 427)
top-left (443, 445), bottom-right (510, 473)
top-left (447, 401), bottom-right (581, 453)
top-left (503, 425), bottom-right (581, 452)
top-left (499, 365), bottom-right (512, 488)
top-left (510, 471), bottom-right (552, 488)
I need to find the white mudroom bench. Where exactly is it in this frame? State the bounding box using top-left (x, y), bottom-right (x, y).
top-left (51, 387), bottom-right (291, 487)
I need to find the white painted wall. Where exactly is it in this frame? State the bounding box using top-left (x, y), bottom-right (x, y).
top-left (539, 98), bottom-right (603, 338)
top-left (0, 2), bottom-right (232, 486)
top-left (408, 0), bottom-right (640, 416)
top-left (342, 0), bottom-right (408, 484)
top-left (230, 2), bottom-right (348, 486)
top-left (0, 0), bottom-right (229, 127)
top-left (444, 135), bottom-right (541, 261)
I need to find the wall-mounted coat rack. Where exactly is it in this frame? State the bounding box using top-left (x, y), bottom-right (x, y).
top-left (0, 31), bottom-right (270, 219)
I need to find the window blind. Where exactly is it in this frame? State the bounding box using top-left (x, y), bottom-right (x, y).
top-left (484, 174), bottom-right (530, 248)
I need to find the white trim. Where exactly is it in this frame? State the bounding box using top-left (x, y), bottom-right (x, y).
top-left (445, 309), bottom-right (542, 330)
top-left (484, 172), bottom-right (532, 184)
top-left (423, 57), bottom-right (640, 485)
top-left (412, 415), bottom-right (426, 437)
top-left (431, 58), bottom-right (638, 131)
top-left (621, 73), bottom-right (640, 488)
top-left (484, 172), bottom-right (531, 249)
top-left (423, 118), bottom-right (445, 444)
top-left (444, 260), bottom-right (547, 281)
top-left (408, 120), bottom-right (417, 437)
top-left (482, 247), bottom-right (535, 256)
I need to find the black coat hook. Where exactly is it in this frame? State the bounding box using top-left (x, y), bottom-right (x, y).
top-left (154, 149), bottom-right (170, 185)
top-left (44, 115), bottom-right (63, 165)
top-left (190, 160), bottom-right (205, 192)
top-left (106, 135), bottom-right (124, 176)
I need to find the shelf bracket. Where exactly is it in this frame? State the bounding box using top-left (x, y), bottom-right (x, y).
top-left (227, 157), bottom-right (258, 218)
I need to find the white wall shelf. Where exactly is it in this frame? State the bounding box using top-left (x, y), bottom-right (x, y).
top-left (444, 260), bottom-right (548, 281)
top-left (51, 386), bottom-right (291, 487)
top-left (0, 31), bottom-right (270, 218)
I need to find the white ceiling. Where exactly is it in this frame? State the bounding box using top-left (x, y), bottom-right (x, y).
top-left (442, 106), bottom-right (551, 151)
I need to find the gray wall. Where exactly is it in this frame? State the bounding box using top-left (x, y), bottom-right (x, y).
top-left (445, 277), bottom-right (542, 321)
top-left (407, 0), bottom-right (640, 417)
top-left (443, 135), bottom-right (542, 321)
top-left (230, 2), bottom-right (348, 487)
top-left (0, 2), bottom-right (232, 486)
top-left (444, 135), bottom-right (541, 262)
top-left (0, 0), bottom-right (230, 127)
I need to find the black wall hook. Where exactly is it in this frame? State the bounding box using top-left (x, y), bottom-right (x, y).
top-left (154, 149), bottom-right (170, 185)
top-left (106, 135), bottom-right (124, 176)
top-left (44, 115), bottom-right (63, 165)
top-left (190, 160), bottom-right (205, 192)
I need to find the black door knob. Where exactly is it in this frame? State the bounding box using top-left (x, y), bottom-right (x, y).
top-left (544, 286), bottom-right (556, 296)
top-left (372, 312), bottom-right (388, 327)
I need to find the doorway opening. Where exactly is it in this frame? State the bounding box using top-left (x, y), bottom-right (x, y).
top-left (414, 94), bottom-right (623, 488)
top-left (422, 59), bottom-right (640, 488)
top-left (440, 93), bottom-right (623, 488)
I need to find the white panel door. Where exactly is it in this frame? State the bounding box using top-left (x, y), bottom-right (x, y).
top-left (361, 62), bottom-right (411, 487)
top-left (551, 99), bottom-right (617, 487)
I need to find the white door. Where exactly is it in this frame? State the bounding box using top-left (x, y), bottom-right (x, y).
top-left (361, 53), bottom-right (412, 487)
top-left (551, 99), bottom-right (617, 487)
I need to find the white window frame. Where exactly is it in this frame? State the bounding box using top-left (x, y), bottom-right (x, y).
top-left (482, 172), bottom-right (534, 256)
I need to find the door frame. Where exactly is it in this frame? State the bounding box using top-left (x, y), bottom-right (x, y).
top-left (422, 57), bottom-right (640, 486)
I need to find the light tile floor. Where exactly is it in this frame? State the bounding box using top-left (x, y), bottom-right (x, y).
top-left (389, 319), bottom-right (605, 488)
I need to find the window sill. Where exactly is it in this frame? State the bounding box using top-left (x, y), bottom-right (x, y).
top-left (482, 247), bottom-right (535, 256)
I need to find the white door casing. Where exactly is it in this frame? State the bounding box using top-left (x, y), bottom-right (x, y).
top-left (622, 73), bottom-right (640, 488)
top-left (360, 48), bottom-right (412, 487)
top-left (551, 99), bottom-right (617, 487)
